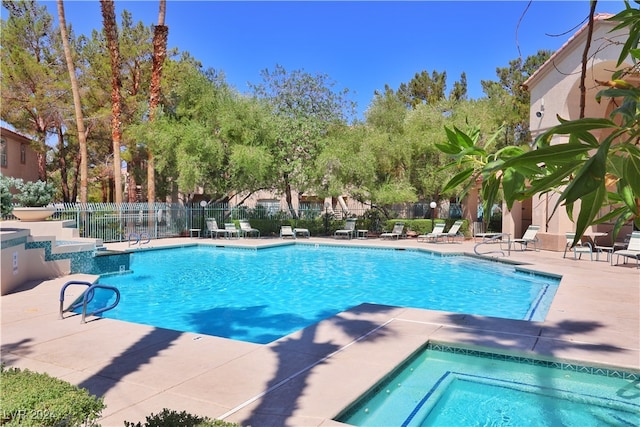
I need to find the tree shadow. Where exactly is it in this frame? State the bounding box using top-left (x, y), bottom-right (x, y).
top-left (0, 338), bottom-right (34, 365)
top-left (76, 327), bottom-right (182, 398)
top-left (187, 305), bottom-right (326, 344)
top-left (240, 303), bottom-right (397, 426)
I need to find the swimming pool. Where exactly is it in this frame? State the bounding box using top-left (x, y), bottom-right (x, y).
top-left (90, 244), bottom-right (560, 344)
top-left (336, 343), bottom-right (640, 426)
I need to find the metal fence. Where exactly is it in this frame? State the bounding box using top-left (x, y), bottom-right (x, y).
top-left (4, 201), bottom-right (464, 242)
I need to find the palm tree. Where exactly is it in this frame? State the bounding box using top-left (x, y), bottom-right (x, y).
top-left (100, 0), bottom-right (123, 204)
top-left (56, 0), bottom-right (88, 203)
top-left (147, 0), bottom-right (168, 205)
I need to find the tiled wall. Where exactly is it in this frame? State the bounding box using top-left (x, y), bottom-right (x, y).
top-left (1, 235), bottom-right (130, 294)
top-left (427, 342), bottom-right (639, 380)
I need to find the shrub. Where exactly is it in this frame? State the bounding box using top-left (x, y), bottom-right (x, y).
top-left (124, 408), bottom-right (238, 427)
top-left (13, 179), bottom-right (56, 207)
top-left (0, 365), bottom-right (104, 426)
top-left (0, 176), bottom-right (14, 216)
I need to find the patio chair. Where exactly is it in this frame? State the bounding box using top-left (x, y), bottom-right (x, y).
top-left (239, 219), bottom-right (260, 238)
top-left (224, 223), bottom-right (240, 239)
top-left (564, 232), bottom-right (594, 261)
top-left (380, 222), bottom-right (405, 240)
top-left (614, 231), bottom-right (640, 268)
top-left (280, 225), bottom-right (296, 239)
top-left (334, 218), bottom-right (356, 240)
top-left (205, 218), bottom-right (228, 239)
top-left (510, 225), bottom-right (540, 251)
top-left (443, 220), bottom-right (465, 243)
top-left (417, 223), bottom-right (446, 242)
top-left (293, 227), bottom-right (310, 238)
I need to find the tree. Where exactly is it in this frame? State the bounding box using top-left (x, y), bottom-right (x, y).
top-left (450, 72), bottom-right (468, 101)
top-left (1, 0), bottom-right (66, 181)
top-left (391, 70), bottom-right (468, 108)
top-left (146, 0), bottom-right (168, 204)
top-left (137, 61), bottom-right (233, 200)
top-left (481, 50), bottom-right (552, 147)
top-left (250, 65), bottom-right (355, 217)
top-left (100, 0), bottom-right (124, 203)
top-left (56, 0), bottom-right (88, 203)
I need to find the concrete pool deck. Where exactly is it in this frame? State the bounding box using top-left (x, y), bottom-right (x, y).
top-left (1, 236), bottom-right (638, 426)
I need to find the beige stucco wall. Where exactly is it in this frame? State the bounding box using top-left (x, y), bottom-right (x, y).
top-left (516, 16), bottom-right (632, 250)
top-left (1, 237), bottom-right (70, 295)
top-left (0, 127), bottom-right (40, 182)
top-left (0, 221), bottom-right (97, 295)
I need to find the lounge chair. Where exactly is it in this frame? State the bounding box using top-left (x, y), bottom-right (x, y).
top-left (294, 227), bottom-right (310, 238)
top-left (510, 225), bottom-right (540, 251)
top-left (239, 219), bottom-right (260, 238)
top-left (417, 223), bottom-right (446, 242)
top-left (380, 222), bottom-right (405, 240)
top-left (334, 218), bottom-right (356, 240)
top-left (615, 231), bottom-right (640, 268)
top-left (205, 218), bottom-right (228, 239)
top-left (564, 232), bottom-right (594, 261)
top-left (224, 223), bottom-right (240, 239)
top-left (443, 220), bottom-right (464, 243)
top-left (280, 225), bottom-right (296, 239)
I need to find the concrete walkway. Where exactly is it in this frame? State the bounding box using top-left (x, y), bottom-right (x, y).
top-left (1, 236), bottom-right (638, 426)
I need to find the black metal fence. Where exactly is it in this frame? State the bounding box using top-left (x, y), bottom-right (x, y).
top-left (4, 201), bottom-right (465, 243)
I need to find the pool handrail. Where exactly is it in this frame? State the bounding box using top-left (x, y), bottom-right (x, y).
top-left (128, 232), bottom-right (151, 247)
top-left (59, 280), bottom-right (121, 323)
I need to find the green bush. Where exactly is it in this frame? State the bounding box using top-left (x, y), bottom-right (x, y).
top-left (4, 178), bottom-right (56, 207)
top-left (124, 408), bottom-right (238, 427)
top-left (0, 176), bottom-right (14, 216)
top-left (0, 365), bottom-right (104, 426)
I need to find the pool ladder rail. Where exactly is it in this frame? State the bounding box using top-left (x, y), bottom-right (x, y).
top-left (474, 233), bottom-right (511, 257)
top-left (128, 232), bottom-right (151, 248)
top-left (59, 280), bottom-right (121, 323)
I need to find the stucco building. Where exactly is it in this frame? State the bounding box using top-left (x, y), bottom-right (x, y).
top-left (502, 13), bottom-right (634, 250)
top-left (0, 126), bottom-right (39, 182)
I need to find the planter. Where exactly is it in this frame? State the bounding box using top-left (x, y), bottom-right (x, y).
top-left (12, 207), bottom-right (56, 222)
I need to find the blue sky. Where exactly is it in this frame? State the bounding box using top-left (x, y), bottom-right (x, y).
top-left (31, 1), bottom-right (626, 119)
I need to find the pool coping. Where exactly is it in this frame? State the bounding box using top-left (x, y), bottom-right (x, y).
top-left (1, 236), bottom-right (638, 426)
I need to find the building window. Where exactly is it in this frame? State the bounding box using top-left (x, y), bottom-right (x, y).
top-left (0, 139), bottom-right (6, 167)
top-left (20, 143), bottom-right (26, 164)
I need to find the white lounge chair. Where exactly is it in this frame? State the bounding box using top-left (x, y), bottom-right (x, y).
top-left (280, 225), bottom-right (296, 239)
top-left (294, 227), bottom-right (310, 238)
top-left (224, 223), bottom-right (240, 239)
top-left (417, 223), bottom-right (446, 242)
top-left (615, 231), bottom-right (640, 268)
top-left (510, 225), bottom-right (540, 251)
top-left (205, 218), bottom-right (227, 239)
top-left (564, 232), bottom-right (594, 261)
top-left (334, 219), bottom-right (356, 240)
top-left (239, 219), bottom-right (260, 238)
top-left (380, 222), bottom-right (405, 240)
top-left (443, 220), bottom-right (465, 243)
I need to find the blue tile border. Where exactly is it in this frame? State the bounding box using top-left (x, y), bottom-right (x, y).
top-left (1, 235), bottom-right (28, 249)
top-left (427, 342), bottom-right (639, 381)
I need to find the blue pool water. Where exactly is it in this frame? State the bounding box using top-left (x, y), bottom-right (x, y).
top-left (337, 344), bottom-right (640, 427)
top-left (89, 244), bottom-right (559, 344)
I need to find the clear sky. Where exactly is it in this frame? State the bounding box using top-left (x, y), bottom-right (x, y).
top-left (30, 1), bottom-right (627, 119)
